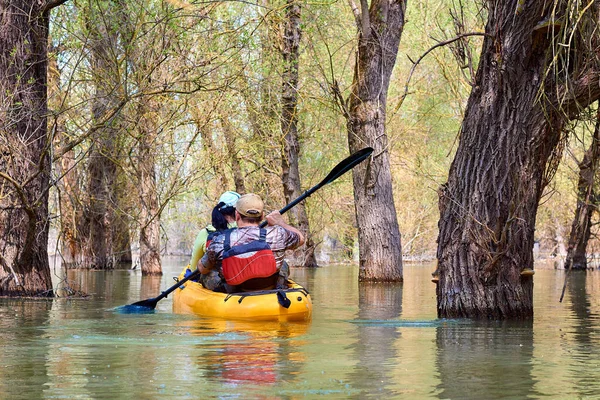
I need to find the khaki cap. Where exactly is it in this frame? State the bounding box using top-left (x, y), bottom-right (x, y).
top-left (235, 193), bottom-right (264, 217)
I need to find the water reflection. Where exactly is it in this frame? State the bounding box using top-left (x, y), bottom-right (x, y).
top-left (565, 271), bottom-right (600, 398)
top-left (435, 320), bottom-right (538, 399)
top-left (64, 269), bottom-right (134, 303)
top-left (179, 319), bottom-right (309, 388)
top-left (350, 283), bottom-right (403, 398)
top-left (140, 274), bottom-right (162, 301)
top-left (3, 261), bottom-right (600, 398)
top-left (0, 299), bottom-right (53, 399)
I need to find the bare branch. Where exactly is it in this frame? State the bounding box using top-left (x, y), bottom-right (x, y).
top-left (42, 0), bottom-right (69, 14)
top-left (393, 32), bottom-right (488, 114)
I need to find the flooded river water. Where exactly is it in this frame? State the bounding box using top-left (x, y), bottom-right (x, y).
top-left (0, 257), bottom-right (599, 399)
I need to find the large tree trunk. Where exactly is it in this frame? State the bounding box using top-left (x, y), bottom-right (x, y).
top-left (0, 0), bottom-right (54, 295)
top-left (565, 109), bottom-right (600, 271)
top-left (86, 141), bottom-right (118, 269)
top-left (55, 141), bottom-right (87, 267)
top-left (49, 49), bottom-right (87, 268)
top-left (280, 0), bottom-right (317, 268)
top-left (345, 0), bottom-right (405, 282)
top-left (83, 3), bottom-right (131, 269)
top-left (220, 116), bottom-right (246, 194)
top-left (136, 102), bottom-right (162, 275)
top-left (436, 2), bottom-right (600, 319)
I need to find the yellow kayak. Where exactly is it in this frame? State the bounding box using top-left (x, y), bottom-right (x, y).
top-left (172, 269), bottom-right (312, 322)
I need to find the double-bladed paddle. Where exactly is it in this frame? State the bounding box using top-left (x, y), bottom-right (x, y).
top-left (118, 147), bottom-right (373, 313)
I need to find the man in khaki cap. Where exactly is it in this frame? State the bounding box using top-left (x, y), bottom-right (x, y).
top-left (199, 193), bottom-right (305, 292)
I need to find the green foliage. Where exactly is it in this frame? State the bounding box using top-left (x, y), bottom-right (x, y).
top-left (46, 0), bottom-right (588, 261)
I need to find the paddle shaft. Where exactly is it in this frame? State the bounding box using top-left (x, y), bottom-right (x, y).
top-left (259, 147), bottom-right (373, 228)
top-left (158, 269), bottom-right (200, 301)
top-left (258, 184), bottom-right (320, 229)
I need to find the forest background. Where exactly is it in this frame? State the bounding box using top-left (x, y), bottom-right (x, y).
top-left (45, 0), bottom-right (477, 261)
top-left (43, 0), bottom-right (592, 264)
top-left (3, 0), bottom-right (600, 307)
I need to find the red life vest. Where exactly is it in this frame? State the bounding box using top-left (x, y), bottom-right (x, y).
top-left (221, 228), bottom-right (277, 286)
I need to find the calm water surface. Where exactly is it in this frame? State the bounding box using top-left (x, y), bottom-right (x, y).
top-left (1, 257), bottom-right (599, 399)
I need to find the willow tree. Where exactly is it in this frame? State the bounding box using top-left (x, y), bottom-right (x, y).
top-left (280, 0), bottom-right (318, 268)
top-left (565, 108), bottom-right (600, 271)
top-left (0, 0), bottom-right (65, 295)
top-left (341, 0), bottom-right (406, 281)
top-left (129, 29), bottom-right (163, 276)
top-left (436, 2), bottom-right (600, 319)
top-left (80, 0), bottom-right (132, 269)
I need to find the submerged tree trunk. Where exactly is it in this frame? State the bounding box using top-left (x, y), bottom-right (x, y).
top-left (55, 140), bottom-right (87, 267)
top-left (83, 3), bottom-right (131, 269)
top-left (87, 140), bottom-right (118, 269)
top-left (136, 101), bottom-right (162, 275)
top-left (112, 206), bottom-right (132, 265)
top-left (436, 2), bottom-right (600, 319)
top-left (0, 0), bottom-right (54, 295)
top-left (279, 0), bottom-right (317, 268)
top-left (565, 109), bottom-right (600, 271)
top-left (345, 0), bottom-right (406, 281)
top-left (49, 49), bottom-right (87, 268)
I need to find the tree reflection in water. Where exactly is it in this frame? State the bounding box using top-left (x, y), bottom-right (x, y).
top-left (0, 299), bottom-right (52, 399)
top-left (567, 270), bottom-right (600, 398)
top-left (350, 282), bottom-right (403, 398)
top-left (435, 319), bottom-right (537, 399)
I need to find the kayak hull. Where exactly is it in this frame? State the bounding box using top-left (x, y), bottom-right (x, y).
top-left (172, 271), bottom-right (312, 322)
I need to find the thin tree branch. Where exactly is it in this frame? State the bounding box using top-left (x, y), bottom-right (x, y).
top-left (393, 32), bottom-right (488, 114)
top-left (42, 0), bottom-right (69, 14)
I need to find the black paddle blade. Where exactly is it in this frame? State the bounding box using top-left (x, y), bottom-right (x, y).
top-left (114, 298), bottom-right (158, 314)
top-left (273, 147), bottom-right (375, 219)
top-left (321, 147), bottom-right (373, 185)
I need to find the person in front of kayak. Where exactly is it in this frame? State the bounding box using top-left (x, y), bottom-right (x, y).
top-left (187, 191), bottom-right (240, 288)
top-left (199, 193), bottom-right (305, 293)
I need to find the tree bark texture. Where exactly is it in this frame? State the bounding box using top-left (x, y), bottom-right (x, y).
top-left (83, 4), bottom-right (131, 269)
top-left (49, 50), bottom-right (88, 268)
top-left (346, 0), bottom-right (406, 282)
top-left (0, 0), bottom-right (53, 295)
top-left (280, 0), bottom-right (318, 268)
top-left (125, 7), bottom-right (162, 275)
top-left (136, 101), bottom-right (162, 275)
top-left (220, 116), bottom-right (246, 194)
top-left (86, 140), bottom-right (119, 269)
top-left (436, 2), bottom-right (600, 319)
top-left (565, 109), bottom-right (600, 271)
top-left (55, 142), bottom-right (88, 267)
